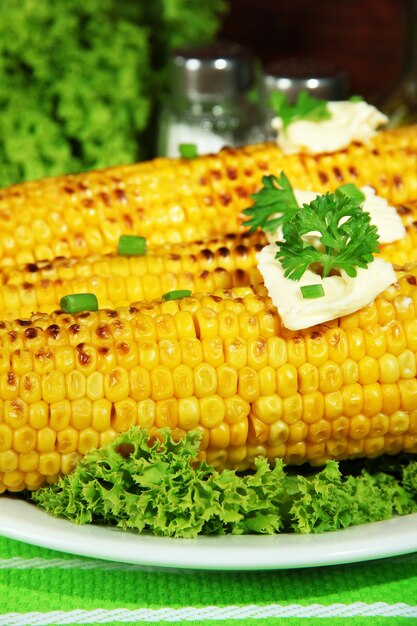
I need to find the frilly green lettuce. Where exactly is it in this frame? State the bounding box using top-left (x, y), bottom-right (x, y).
top-left (31, 427), bottom-right (417, 538)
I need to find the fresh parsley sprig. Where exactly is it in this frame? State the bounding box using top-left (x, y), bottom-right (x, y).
top-left (242, 172), bottom-right (300, 233)
top-left (271, 90), bottom-right (332, 129)
top-left (276, 193), bottom-right (380, 281)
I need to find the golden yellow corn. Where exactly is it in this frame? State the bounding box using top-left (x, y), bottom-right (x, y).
top-left (1, 264), bottom-right (417, 493)
top-left (1, 126), bottom-right (417, 266)
top-left (2, 195), bottom-right (417, 321)
top-left (0, 232), bottom-right (265, 320)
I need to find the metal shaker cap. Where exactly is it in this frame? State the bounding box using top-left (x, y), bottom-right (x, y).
top-left (170, 42), bottom-right (255, 101)
top-left (263, 58), bottom-right (349, 103)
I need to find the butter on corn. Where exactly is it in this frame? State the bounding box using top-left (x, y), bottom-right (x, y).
top-left (1, 265), bottom-right (417, 493)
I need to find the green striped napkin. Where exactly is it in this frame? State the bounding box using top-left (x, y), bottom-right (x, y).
top-left (0, 535), bottom-right (416, 625)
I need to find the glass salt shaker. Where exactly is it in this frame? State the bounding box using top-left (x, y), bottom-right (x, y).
top-left (157, 42), bottom-right (267, 157)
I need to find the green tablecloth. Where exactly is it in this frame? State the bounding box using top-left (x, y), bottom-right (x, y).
top-left (1, 535), bottom-right (417, 625)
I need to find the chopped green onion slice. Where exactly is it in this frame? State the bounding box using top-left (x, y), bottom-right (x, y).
top-left (336, 183), bottom-right (366, 204)
top-left (117, 235), bottom-right (147, 256)
top-left (179, 143), bottom-right (198, 159)
top-left (349, 95), bottom-right (363, 102)
top-left (162, 289), bottom-right (192, 301)
top-left (60, 293), bottom-right (99, 313)
top-left (300, 284), bottom-right (325, 300)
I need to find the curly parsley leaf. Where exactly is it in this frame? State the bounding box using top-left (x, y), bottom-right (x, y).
top-left (242, 172), bottom-right (300, 233)
top-left (271, 90), bottom-right (332, 129)
top-left (276, 192), bottom-right (380, 280)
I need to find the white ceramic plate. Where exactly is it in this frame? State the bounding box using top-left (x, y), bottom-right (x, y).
top-left (1, 497), bottom-right (417, 570)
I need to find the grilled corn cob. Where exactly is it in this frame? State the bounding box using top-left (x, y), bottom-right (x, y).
top-left (1, 266), bottom-right (417, 493)
top-left (1, 126), bottom-right (417, 266)
top-left (0, 232), bottom-right (265, 320)
top-left (3, 195), bottom-right (417, 320)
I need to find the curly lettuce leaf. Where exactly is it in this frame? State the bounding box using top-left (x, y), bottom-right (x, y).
top-left (31, 427), bottom-right (417, 538)
top-left (31, 428), bottom-right (287, 538)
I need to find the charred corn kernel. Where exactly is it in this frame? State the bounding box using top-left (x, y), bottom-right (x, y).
top-left (287, 337), bottom-right (306, 367)
top-left (21, 373), bottom-right (42, 404)
top-left (3, 274), bottom-right (417, 490)
top-left (4, 399), bottom-right (27, 429)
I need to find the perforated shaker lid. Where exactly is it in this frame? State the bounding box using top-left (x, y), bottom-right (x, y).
top-left (170, 42), bottom-right (255, 101)
top-left (263, 58), bottom-right (349, 102)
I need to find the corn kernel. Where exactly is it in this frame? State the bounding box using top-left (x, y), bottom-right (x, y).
top-left (56, 427), bottom-right (78, 454)
top-left (302, 391), bottom-right (324, 424)
top-left (358, 355), bottom-right (379, 384)
top-left (298, 363), bottom-right (319, 394)
top-left (252, 394), bottom-right (282, 425)
top-left (210, 422), bottom-right (230, 448)
top-left (178, 396), bottom-right (200, 430)
top-left (78, 428), bottom-right (99, 454)
top-left (137, 399), bottom-right (155, 429)
top-left (194, 363), bottom-right (217, 398)
top-left (112, 398), bottom-right (137, 432)
top-left (4, 399), bottom-right (28, 429)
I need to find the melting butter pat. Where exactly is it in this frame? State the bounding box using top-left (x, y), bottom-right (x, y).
top-left (273, 101), bottom-right (388, 155)
top-left (265, 187), bottom-right (406, 245)
top-left (257, 243), bottom-right (396, 331)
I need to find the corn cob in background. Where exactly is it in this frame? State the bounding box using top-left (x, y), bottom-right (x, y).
top-left (3, 193), bottom-right (417, 321)
top-left (0, 232), bottom-right (265, 320)
top-left (2, 265), bottom-right (417, 493)
top-left (1, 126), bottom-right (417, 266)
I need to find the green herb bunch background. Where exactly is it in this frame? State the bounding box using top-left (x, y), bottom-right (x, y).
top-left (0, 0), bottom-right (227, 187)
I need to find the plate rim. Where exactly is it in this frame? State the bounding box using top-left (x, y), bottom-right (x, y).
top-left (1, 497), bottom-right (417, 570)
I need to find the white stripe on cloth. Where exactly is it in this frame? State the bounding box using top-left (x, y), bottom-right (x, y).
top-left (0, 604), bottom-right (416, 625)
top-left (0, 557), bottom-right (150, 571)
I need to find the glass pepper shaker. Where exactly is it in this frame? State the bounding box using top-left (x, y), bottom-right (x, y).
top-left (261, 58), bottom-right (350, 137)
top-left (157, 42), bottom-right (268, 157)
